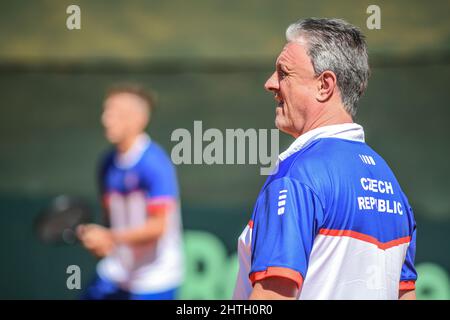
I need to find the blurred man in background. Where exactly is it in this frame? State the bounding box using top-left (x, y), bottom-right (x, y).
top-left (233, 18), bottom-right (417, 300)
top-left (77, 84), bottom-right (184, 300)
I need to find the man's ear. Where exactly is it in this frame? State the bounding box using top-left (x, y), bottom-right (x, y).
top-left (316, 70), bottom-right (337, 103)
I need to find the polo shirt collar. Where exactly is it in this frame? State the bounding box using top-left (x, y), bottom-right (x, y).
top-left (115, 133), bottom-right (151, 168)
top-left (278, 123), bottom-right (365, 161)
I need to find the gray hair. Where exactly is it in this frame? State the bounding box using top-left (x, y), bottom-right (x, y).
top-left (286, 18), bottom-right (370, 116)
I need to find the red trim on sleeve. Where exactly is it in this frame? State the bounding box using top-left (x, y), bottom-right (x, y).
top-left (147, 197), bottom-right (177, 216)
top-left (249, 267), bottom-right (304, 289)
top-left (248, 220), bottom-right (254, 229)
top-left (399, 280), bottom-right (416, 291)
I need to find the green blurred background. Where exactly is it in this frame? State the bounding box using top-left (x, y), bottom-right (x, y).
top-left (0, 0), bottom-right (449, 299)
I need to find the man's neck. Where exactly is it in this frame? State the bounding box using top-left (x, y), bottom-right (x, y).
top-left (117, 134), bottom-right (141, 154)
top-left (297, 104), bottom-right (353, 138)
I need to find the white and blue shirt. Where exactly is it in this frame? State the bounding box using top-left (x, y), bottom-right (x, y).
top-left (233, 123), bottom-right (417, 299)
top-left (97, 134), bottom-right (184, 293)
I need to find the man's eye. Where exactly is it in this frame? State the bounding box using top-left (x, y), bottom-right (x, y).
top-left (278, 69), bottom-right (286, 79)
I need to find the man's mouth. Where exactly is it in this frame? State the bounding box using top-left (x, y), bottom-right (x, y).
top-left (275, 93), bottom-right (284, 108)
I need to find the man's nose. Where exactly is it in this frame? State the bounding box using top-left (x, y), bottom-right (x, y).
top-left (264, 71), bottom-right (279, 93)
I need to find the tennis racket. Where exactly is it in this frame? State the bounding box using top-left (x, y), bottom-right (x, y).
top-left (34, 195), bottom-right (92, 245)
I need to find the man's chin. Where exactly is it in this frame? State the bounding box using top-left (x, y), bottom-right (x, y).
top-left (275, 119), bottom-right (296, 137)
top-left (104, 134), bottom-right (121, 145)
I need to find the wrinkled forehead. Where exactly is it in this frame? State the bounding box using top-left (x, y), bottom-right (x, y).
top-left (276, 40), bottom-right (311, 69)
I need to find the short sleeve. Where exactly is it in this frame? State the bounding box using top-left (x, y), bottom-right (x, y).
top-left (144, 158), bottom-right (178, 199)
top-left (142, 147), bottom-right (179, 215)
top-left (249, 177), bottom-right (324, 289)
top-left (400, 226), bottom-right (417, 290)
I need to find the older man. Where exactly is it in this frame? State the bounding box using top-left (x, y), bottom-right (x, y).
top-left (233, 18), bottom-right (417, 300)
